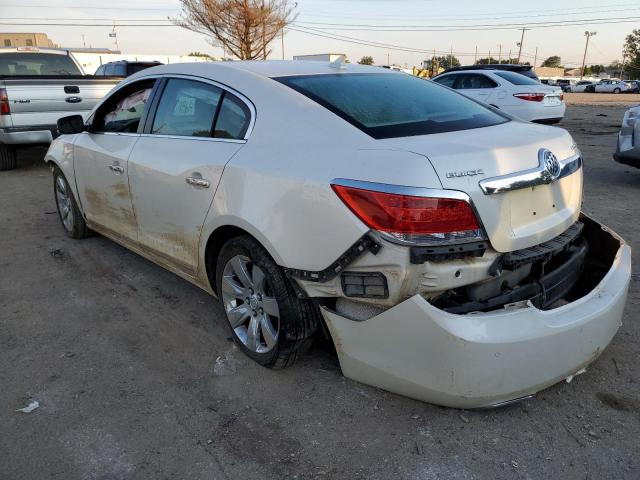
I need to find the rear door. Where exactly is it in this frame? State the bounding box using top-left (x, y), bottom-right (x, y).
top-left (128, 76), bottom-right (252, 275)
top-left (453, 73), bottom-right (498, 104)
top-left (74, 78), bottom-right (158, 243)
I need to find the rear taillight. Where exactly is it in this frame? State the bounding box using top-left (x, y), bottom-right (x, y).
top-left (0, 88), bottom-right (9, 115)
top-left (513, 93), bottom-right (545, 102)
top-left (332, 184), bottom-right (485, 245)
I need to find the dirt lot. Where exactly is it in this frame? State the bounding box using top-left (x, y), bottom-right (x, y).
top-left (1, 104), bottom-right (639, 480)
top-left (565, 92), bottom-right (640, 105)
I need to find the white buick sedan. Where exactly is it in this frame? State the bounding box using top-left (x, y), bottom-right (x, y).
top-left (46, 61), bottom-right (630, 408)
top-left (432, 69), bottom-right (566, 124)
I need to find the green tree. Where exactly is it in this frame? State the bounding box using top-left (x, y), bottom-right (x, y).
top-left (476, 57), bottom-right (498, 65)
top-left (541, 56), bottom-right (562, 68)
top-left (358, 56), bottom-right (374, 65)
top-left (623, 29), bottom-right (640, 77)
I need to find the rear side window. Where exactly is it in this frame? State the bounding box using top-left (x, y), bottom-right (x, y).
top-left (152, 79), bottom-right (222, 137)
top-left (0, 52), bottom-right (81, 76)
top-left (214, 94), bottom-right (251, 139)
top-left (95, 65), bottom-right (105, 75)
top-left (456, 74), bottom-right (497, 89)
top-left (432, 75), bottom-right (456, 88)
top-left (493, 71), bottom-right (540, 86)
top-left (276, 73), bottom-right (508, 139)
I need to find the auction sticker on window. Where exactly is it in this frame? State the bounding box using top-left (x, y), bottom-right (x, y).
top-left (174, 95), bottom-right (195, 116)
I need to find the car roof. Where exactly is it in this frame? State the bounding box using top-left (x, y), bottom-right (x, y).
top-left (136, 60), bottom-right (395, 79)
top-left (444, 64), bottom-right (533, 72)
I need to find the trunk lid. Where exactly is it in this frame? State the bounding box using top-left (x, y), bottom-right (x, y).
top-left (379, 121), bottom-right (582, 253)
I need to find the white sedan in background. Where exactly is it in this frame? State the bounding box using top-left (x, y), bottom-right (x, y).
top-left (565, 80), bottom-right (595, 93)
top-left (46, 61), bottom-right (629, 408)
top-left (433, 69), bottom-right (566, 124)
top-left (591, 79), bottom-right (633, 93)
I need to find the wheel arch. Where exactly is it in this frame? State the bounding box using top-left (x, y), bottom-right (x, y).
top-left (203, 221), bottom-right (285, 295)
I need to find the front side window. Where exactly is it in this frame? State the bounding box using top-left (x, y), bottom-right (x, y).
top-left (152, 79), bottom-right (222, 137)
top-left (276, 73), bottom-right (508, 139)
top-left (493, 71), bottom-right (541, 86)
top-left (93, 80), bottom-right (156, 133)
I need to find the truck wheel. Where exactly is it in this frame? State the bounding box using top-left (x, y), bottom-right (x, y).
top-left (53, 167), bottom-right (90, 239)
top-left (0, 144), bottom-right (17, 171)
top-left (216, 235), bottom-right (317, 369)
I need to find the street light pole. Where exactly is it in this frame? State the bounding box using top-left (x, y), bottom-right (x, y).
top-left (580, 31), bottom-right (597, 80)
top-left (517, 27), bottom-right (530, 64)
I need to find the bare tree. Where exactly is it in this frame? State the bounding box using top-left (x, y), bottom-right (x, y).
top-left (174, 0), bottom-right (297, 60)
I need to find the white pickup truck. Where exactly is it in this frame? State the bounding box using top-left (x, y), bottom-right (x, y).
top-left (0, 47), bottom-right (121, 170)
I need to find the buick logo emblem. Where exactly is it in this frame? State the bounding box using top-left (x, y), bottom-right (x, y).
top-left (539, 149), bottom-right (561, 182)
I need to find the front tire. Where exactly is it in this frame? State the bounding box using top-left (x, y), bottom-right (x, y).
top-left (613, 88), bottom-right (621, 94)
top-left (216, 236), bottom-right (317, 369)
top-left (53, 167), bottom-right (90, 239)
top-left (0, 144), bottom-right (17, 171)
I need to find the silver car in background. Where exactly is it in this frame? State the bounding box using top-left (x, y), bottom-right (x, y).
top-left (614, 104), bottom-right (640, 167)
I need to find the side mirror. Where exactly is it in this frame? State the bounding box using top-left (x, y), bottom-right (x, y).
top-left (57, 115), bottom-right (86, 135)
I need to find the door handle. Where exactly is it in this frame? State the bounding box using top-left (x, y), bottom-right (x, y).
top-left (65, 96), bottom-right (83, 103)
top-left (186, 177), bottom-right (210, 188)
top-left (108, 164), bottom-right (124, 174)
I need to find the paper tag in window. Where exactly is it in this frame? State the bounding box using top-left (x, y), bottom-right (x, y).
top-left (174, 95), bottom-right (195, 116)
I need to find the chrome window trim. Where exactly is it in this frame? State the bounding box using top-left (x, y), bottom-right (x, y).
top-left (132, 72), bottom-right (256, 141)
top-left (137, 133), bottom-right (246, 144)
top-left (330, 178), bottom-right (489, 247)
top-left (478, 152), bottom-right (582, 196)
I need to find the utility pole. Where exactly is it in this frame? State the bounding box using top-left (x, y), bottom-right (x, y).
top-left (261, 0), bottom-right (266, 60)
top-left (432, 48), bottom-right (436, 76)
top-left (498, 44), bottom-right (503, 63)
top-left (508, 49), bottom-right (512, 64)
top-left (580, 31), bottom-right (597, 80)
top-left (449, 46), bottom-right (453, 68)
top-left (81, 34), bottom-right (86, 48)
top-left (281, 29), bottom-right (285, 60)
top-left (387, 52), bottom-right (390, 65)
top-left (534, 46), bottom-right (538, 67)
top-left (516, 27), bottom-right (530, 64)
top-left (474, 46), bottom-right (478, 64)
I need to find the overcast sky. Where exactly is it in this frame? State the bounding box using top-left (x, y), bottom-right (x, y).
top-left (0, 0), bottom-right (635, 67)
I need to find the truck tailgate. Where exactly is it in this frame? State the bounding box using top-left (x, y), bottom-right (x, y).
top-left (2, 77), bottom-right (119, 127)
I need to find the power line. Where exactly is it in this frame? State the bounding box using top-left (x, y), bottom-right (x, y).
top-left (293, 16), bottom-right (640, 31)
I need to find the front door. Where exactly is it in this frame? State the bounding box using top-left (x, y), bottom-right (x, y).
top-left (75, 79), bottom-right (157, 243)
top-left (128, 77), bottom-right (252, 275)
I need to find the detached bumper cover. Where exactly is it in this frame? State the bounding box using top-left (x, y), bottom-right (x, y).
top-left (322, 227), bottom-right (630, 409)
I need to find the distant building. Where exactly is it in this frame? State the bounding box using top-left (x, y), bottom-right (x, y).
top-left (0, 32), bottom-right (58, 48)
top-left (533, 66), bottom-right (565, 78)
top-left (293, 53), bottom-right (346, 62)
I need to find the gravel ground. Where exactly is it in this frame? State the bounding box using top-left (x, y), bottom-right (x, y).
top-left (565, 92), bottom-right (640, 105)
top-left (1, 105), bottom-right (639, 480)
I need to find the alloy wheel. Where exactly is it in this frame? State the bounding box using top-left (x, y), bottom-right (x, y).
top-left (55, 175), bottom-right (74, 232)
top-left (221, 255), bottom-right (280, 354)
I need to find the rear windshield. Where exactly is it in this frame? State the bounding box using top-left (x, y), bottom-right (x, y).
top-left (0, 52), bottom-right (81, 76)
top-left (493, 71), bottom-right (541, 86)
top-left (275, 73), bottom-right (509, 139)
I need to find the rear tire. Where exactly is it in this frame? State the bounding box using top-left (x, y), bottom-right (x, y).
top-left (0, 144), bottom-right (17, 171)
top-left (216, 235), bottom-right (317, 369)
top-left (613, 88), bottom-right (621, 94)
top-left (53, 167), bottom-right (90, 239)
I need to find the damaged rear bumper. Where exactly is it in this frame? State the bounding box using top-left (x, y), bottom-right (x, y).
top-left (321, 220), bottom-right (631, 409)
